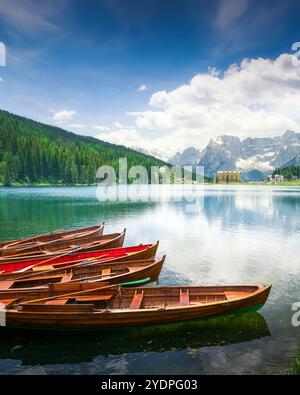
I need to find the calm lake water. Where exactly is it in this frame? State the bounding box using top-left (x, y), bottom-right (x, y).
top-left (0, 185), bottom-right (300, 375)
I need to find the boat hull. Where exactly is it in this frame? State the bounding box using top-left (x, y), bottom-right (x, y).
top-left (0, 257), bottom-right (165, 299)
top-left (2, 285), bottom-right (271, 330)
top-left (0, 225), bottom-right (104, 250)
top-left (0, 231), bottom-right (125, 259)
top-left (0, 242), bottom-right (159, 276)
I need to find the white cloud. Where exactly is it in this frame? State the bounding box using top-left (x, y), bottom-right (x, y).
top-left (52, 110), bottom-right (76, 124)
top-left (137, 84), bottom-right (147, 92)
top-left (67, 123), bottom-right (85, 129)
top-left (92, 124), bottom-right (111, 132)
top-left (113, 121), bottom-right (123, 129)
top-left (123, 53), bottom-right (300, 156)
top-left (96, 127), bottom-right (143, 148)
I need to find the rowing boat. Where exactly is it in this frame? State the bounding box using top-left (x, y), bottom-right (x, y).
top-left (0, 257), bottom-right (165, 298)
top-left (0, 242), bottom-right (159, 275)
top-left (0, 230), bottom-right (126, 259)
top-left (0, 225), bottom-right (104, 252)
top-left (0, 284), bottom-right (271, 330)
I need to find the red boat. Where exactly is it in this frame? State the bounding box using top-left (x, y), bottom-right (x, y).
top-left (0, 242), bottom-right (159, 276)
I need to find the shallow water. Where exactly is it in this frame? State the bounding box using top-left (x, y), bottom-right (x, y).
top-left (0, 185), bottom-right (300, 375)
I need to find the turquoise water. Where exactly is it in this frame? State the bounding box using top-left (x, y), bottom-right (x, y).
top-left (0, 185), bottom-right (300, 374)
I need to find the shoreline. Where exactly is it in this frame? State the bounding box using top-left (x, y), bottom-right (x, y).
top-left (1, 182), bottom-right (300, 188)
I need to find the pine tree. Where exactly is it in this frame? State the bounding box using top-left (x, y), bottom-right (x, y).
top-left (3, 160), bottom-right (12, 186)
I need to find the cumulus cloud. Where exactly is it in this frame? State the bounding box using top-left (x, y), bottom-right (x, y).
top-left (52, 110), bottom-right (76, 123)
top-left (96, 127), bottom-right (143, 148)
top-left (137, 84), bottom-right (147, 92)
top-left (92, 124), bottom-right (111, 132)
top-left (120, 53), bottom-right (300, 156)
top-left (67, 123), bottom-right (85, 129)
top-left (113, 121), bottom-right (124, 129)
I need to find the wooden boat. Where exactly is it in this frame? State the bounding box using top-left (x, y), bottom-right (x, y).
top-left (0, 257), bottom-right (165, 300)
top-left (0, 242), bottom-right (159, 275)
top-left (0, 230), bottom-right (126, 259)
top-left (0, 285), bottom-right (271, 330)
top-left (0, 225), bottom-right (104, 250)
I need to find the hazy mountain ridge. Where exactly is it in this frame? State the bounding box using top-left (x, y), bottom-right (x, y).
top-left (168, 131), bottom-right (300, 177)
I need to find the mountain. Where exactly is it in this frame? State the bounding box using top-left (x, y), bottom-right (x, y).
top-left (132, 147), bottom-right (169, 163)
top-left (169, 147), bottom-right (201, 167)
top-left (169, 130), bottom-right (300, 178)
top-left (242, 170), bottom-right (265, 182)
top-left (281, 151), bottom-right (300, 168)
top-left (0, 110), bottom-right (168, 185)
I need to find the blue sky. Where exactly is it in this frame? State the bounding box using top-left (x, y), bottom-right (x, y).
top-left (0, 0), bottom-right (300, 157)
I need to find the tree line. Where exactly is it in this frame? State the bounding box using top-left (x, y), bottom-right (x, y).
top-left (273, 166), bottom-right (300, 180)
top-left (0, 110), bottom-right (167, 186)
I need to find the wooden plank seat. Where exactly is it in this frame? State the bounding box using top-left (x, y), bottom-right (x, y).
top-left (32, 265), bottom-right (54, 272)
top-left (130, 291), bottom-right (144, 309)
top-left (101, 268), bottom-right (111, 276)
top-left (0, 281), bottom-right (14, 291)
top-left (180, 289), bottom-right (190, 306)
top-left (224, 292), bottom-right (243, 300)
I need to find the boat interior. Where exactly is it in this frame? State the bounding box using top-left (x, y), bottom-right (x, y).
top-left (0, 243), bottom-right (156, 274)
top-left (0, 232), bottom-right (123, 258)
top-left (0, 259), bottom-right (158, 290)
top-left (1, 285), bottom-right (260, 312)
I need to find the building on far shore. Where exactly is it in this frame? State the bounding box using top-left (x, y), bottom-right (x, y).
top-left (267, 174), bottom-right (285, 183)
top-left (216, 171), bottom-right (241, 183)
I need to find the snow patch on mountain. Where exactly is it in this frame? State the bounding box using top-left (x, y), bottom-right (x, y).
top-left (168, 130), bottom-right (300, 177)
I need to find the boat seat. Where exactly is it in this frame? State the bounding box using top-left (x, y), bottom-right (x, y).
top-left (45, 298), bottom-right (69, 305)
top-left (32, 265), bottom-right (54, 272)
top-left (130, 291), bottom-right (144, 309)
top-left (0, 281), bottom-right (14, 291)
top-left (180, 289), bottom-right (190, 306)
top-left (101, 268), bottom-right (111, 276)
top-left (224, 292), bottom-right (242, 300)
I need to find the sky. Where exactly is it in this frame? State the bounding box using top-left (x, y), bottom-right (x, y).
top-left (0, 0), bottom-right (300, 158)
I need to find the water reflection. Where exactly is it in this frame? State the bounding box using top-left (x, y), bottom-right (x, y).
top-left (1, 185), bottom-right (300, 374)
top-left (0, 312), bottom-right (269, 371)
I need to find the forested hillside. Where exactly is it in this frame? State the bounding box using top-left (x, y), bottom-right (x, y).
top-left (0, 110), bottom-right (168, 185)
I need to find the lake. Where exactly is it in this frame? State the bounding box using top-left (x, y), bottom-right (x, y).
top-left (0, 185), bottom-right (300, 375)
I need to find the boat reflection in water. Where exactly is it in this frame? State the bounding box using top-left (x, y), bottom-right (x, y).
top-left (0, 312), bottom-right (270, 366)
